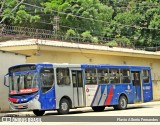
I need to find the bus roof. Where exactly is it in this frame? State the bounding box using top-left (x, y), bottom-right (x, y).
top-left (9, 63), bottom-right (150, 70)
top-left (81, 64), bottom-right (150, 69)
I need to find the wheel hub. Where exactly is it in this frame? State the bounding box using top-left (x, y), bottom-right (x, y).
top-left (61, 102), bottom-right (68, 111)
top-left (121, 98), bottom-right (126, 108)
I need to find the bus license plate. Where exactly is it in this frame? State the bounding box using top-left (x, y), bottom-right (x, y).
top-left (18, 105), bottom-right (24, 108)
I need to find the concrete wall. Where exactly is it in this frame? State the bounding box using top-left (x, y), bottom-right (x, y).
top-left (27, 50), bottom-right (160, 100)
top-left (0, 51), bottom-right (26, 112)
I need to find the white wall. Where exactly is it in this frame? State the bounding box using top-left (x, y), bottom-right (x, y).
top-left (0, 51), bottom-right (26, 112)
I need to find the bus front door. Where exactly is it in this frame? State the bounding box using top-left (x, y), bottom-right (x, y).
top-left (71, 70), bottom-right (84, 107)
top-left (131, 71), bottom-right (142, 102)
top-left (39, 67), bottom-right (56, 110)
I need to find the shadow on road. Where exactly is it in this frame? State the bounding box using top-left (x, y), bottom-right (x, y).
top-left (44, 106), bottom-right (150, 116)
top-left (0, 105), bottom-right (151, 117)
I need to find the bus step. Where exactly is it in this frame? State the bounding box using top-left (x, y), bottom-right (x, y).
top-left (134, 102), bottom-right (142, 104)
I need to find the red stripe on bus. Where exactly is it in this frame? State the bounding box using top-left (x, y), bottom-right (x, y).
top-left (8, 98), bottom-right (18, 103)
top-left (105, 87), bottom-right (113, 105)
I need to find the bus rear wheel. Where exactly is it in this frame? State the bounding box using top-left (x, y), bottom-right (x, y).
top-left (114, 95), bottom-right (127, 110)
top-left (33, 110), bottom-right (45, 116)
top-left (92, 106), bottom-right (105, 112)
top-left (57, 98), bottom-right (70, 115)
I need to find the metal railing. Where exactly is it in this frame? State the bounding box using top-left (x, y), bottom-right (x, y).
top-left (0, 24), bottom-right (155, 51)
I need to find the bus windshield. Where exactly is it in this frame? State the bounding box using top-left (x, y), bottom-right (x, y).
top-left (9, 72), bottom-right (39, 95)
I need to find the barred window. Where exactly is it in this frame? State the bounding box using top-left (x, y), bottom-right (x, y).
top-left (97, 69), bottom-right (109, 84)
top-left (120, 69), bottom-right (131, 83)
top-left (56, 68), bottom-right (70, 85)
top-left (40, 68), bottom-right (54, 93)
top-left (109, 69), bottom-right (120, 84)
top-left (143, 70), bottom-right (150, 83)
top-left (85, 68), bottom-right (97, 85)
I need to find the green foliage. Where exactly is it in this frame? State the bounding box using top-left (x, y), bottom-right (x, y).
top-left (81, 31), bottom-right (93, 42)
top-left (92, 37), bottom-right (98, 44)
top-left (106, 40), bottom-right (118, 47)
top-left (115, 36), bottom-right (131, 47)
top-left (65, 29), bottom-right (76, 39)
top-left (0, 0), bottom-right (40, 25)
top-left (1, 0), bottom-right (160, 47)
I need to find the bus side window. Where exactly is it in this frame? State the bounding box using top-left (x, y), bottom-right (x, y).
top-left (143, 69), bottom-right (150, 83)
top-left (40, 68), bottom-right (54, 93)
top-left (109, 68), bottom-right (120, 84)
top-left (120, 69), bottom-right (131, 83)
top-left (97, 69), bottom-right (109, 84)
top-left (132, 72), bottom-right (140, 86)
top-left (85, 68), bottom-right (97, 85)
top-left (56, 68), bottom-right (70, 85)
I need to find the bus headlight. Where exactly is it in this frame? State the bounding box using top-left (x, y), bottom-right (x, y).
top-left (34, 95), bottom-right (39, 100)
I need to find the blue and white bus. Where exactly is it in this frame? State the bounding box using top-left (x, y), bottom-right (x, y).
top-left (4, 63), bottom-right (153, 116)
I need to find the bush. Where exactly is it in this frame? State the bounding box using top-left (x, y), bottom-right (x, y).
top-left (81, 31), bottom-right (93, 42)
top-left (115, 36), bottom-right (131, 47)
top-left (106, 40), bottom-right (118, 47)
top-left (65, 29), bottom-right (76, 40)
top-left (92, 37), bottom-right (98, 44)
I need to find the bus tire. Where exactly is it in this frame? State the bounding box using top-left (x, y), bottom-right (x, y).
top-left (33, 110), bottom-right (45, 116)
top-left (57, 98), bottom-right (70, 115)
top-left (116, 95), bottom-right (127, 110)
top-left (92, 106), bottom-right (105, 112)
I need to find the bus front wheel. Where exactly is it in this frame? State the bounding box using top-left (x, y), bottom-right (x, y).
top-left (33, 110), bottom-right (45, 116)
top-left (114, 95), bottom-right (127, 110)
top-left (92, 106), bottom-right (105, 112)
top-left (57, 98), bottom-right (70, 115)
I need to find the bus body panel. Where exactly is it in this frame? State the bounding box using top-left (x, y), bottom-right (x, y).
top-left (85, 85), bottom-right (98, 106)
top-left (39, 86), bottom-right (56, 110)
top-left (143, 83), bottom-right (153, 102)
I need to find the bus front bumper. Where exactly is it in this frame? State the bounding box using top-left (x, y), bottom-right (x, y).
top-left (9, 97), bottom-right (41, 111)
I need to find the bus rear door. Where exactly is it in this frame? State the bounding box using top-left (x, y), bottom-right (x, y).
top-left (131, 70), bottom-right (143, 103)
top-left (71, 70), bottom-right (85, 107)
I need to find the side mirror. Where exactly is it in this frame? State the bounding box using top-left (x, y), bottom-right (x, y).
top-left (4, 73), bottom-right (9, 87)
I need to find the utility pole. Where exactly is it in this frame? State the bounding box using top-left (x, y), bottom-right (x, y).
top-left (53, 16), bottom-right (60, 39)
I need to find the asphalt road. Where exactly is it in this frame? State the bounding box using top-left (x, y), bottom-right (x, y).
top-left (0, 101), bottom-right (160, 124)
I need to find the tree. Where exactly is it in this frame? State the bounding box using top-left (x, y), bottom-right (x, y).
top-left (0, 0), bottom-right (40, 25)
top-left (1, 0), bottom-right (160, 48)
top-left (42, 0), bottom-right (114, 36)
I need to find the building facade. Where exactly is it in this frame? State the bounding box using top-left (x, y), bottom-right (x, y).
top-left (0, 39), bottom-right (160, 101)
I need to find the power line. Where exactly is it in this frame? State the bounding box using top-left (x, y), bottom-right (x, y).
top-left (22, 2), bottom-right (160, 31)
top-left (33, 20), bottom-right (118, 37)
top-left (0, 0), bottom-right (25, 24)
top-left (24, 4), bottom-right (160, 15)
top-left (22, 2), bottom-right (112, 24)
top-left (0, 0), bottom-right (6, 14)
top-left (108, 3), bottom-right (160, 8)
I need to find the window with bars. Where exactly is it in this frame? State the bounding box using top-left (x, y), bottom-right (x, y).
top-left (109, 69), bottom-right (120, 84)
top-left (120, 69), bottom-right (131, 83)
top-left (85, 68), bottom-right (97, 85)
top-left (143, 69), bottom-right (150, 83)
top-left (56, 68), bottom-right (70, 85)
top-left (97, 69), bottom-right (109, 84)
